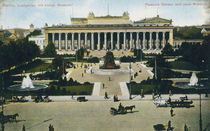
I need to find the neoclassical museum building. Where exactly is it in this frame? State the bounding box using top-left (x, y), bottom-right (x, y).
top-left (45, 12), bottom-right (173, 53)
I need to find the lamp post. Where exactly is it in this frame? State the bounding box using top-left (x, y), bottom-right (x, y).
top-left (76, 49), bottom-right (78, 62)
top-left (1, 76), bottom-right (5, 131)
top-left (155, 56), bottom-right (157, 80)
top-left (140, 50), bottom-right (142, 63)
top-left (199, 93), bottom-right (202, 131)
top-left (129, 62), bottom-right (132, 99)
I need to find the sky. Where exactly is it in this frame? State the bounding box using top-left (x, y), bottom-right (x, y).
top-left (0, 0), bottom-right (209, 29)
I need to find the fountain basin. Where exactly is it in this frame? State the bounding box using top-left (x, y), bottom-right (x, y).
top-left (173, 82), bottom-right (205, 89)
top-left (8, 84), bottom-right (48, 91)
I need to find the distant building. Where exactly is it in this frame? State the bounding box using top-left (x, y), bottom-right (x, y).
top-left (201, 25), bottom-right (210, 36)
top-left (45, 12), bottom-right (173, 54)
top-left (28, 29), bottom-right (45, 51)
top-left (0, 30), bottom-right (4, 42)
top-left (173, 39), bottom-right (203, 50)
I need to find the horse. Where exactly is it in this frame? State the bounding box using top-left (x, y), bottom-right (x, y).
top-left (6, 113), bottom-right (19, 122)
top-left (125, 105), bottom-right (135, 112)
top-left (110, 107), bottom-right (118, 115)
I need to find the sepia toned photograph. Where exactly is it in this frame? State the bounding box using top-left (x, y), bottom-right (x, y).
top-left (0, 0), bottom-right (210, 130)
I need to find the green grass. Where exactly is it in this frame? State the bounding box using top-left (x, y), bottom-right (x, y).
top-left (26, 63), bottom-right (51, 73)
top-left (169, 60), bottom-right (199, 70)
top-left (130, 84), bottom-right (160, 94)
top-left (59, 84), bottom-right (93, 95)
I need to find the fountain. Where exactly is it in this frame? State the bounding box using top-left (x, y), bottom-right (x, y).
top-left (21, 74), bottom-right (35, 89)
top-left (8, 74), bottom-right (48, 91)
top-left (188, 72), bottom-right (198, 86)
top-left (173, 72), bottom-right (207, 89)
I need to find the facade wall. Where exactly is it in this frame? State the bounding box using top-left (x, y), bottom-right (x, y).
top-left (45, 26), bottom-right (173, 52)
top-left (29, 36), bottom-right (45, 50)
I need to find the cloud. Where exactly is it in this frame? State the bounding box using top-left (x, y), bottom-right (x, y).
top-left (204, 1), bottom-right (210, 24)
top-left (0, 0), bottom-right (208, 28)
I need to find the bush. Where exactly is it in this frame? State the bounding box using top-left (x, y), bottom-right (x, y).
top-left (120, 56), bottom-right (135, 62)
top-left (87, 57), bottom-right (99, 63)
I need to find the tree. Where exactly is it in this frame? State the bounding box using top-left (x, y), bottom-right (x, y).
top-left (162, 43), bottom-right (174, 56)
top-left (75, 48), bottom-right (85, 60)
top-left (52, 56), bottom-right (64, 69)
top-left (173, 26), bottom-right (203, 39)
top-left (52, 56), bottom-right (65, 76)
top-left (0, 40), bottom-right (3, 46)
top-left (0, 39), bottom-right (40, 70)
top-left (43, 42), bottom-right (56, 57)
top-left (134, 49), bottom-right (144, 61)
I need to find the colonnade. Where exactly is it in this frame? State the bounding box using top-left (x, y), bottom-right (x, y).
top-left (49, 30), bottom-right (172, 51)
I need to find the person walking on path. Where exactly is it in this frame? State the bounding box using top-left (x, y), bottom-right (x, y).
top-left (104, 92), bottom-right (108, 99)
top-left (170, 108), bottom-right (174, 117)
top-left (184, 124), bottom-right (188, 131)
top-left (167, 120), bottom-right (171, 131)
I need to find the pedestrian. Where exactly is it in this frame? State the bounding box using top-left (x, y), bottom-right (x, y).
top-left (109, 77), bottom-right (111, 81)
top-left (141, 89), bottom-right (144, 98)
top-left (82, 73), bottom-right (83, 77)
top-left (49, 124), bottom-right (52, 131)
top-left (184, 124), bottom-right (188, 131)
top-left (205, 92), bottom-right (208, 97)
top-left (22, 125), bottom-right (25, 131)
top-left (169, 90), bottom-right (172, 96)
top-left (103, 83), bottom-right (104, 89)
top-left (152, 92), bottom-right (155, 100)
top-left (170, 108), bottom-right (174, 117)
top-left (105, 92), bottom-right (108, 99)
top-left (168, 97), bottom-right (171, 103)
top-left (167, 120), bottom-right (171, 131)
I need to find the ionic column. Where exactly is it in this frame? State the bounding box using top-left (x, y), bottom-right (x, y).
top-left (52, 33), bottom-right (55, 44)
top-left (156, 32), bottom-right (159, 50)
top-left (97, 33), bottom-right (100, 50)
top-left (149, 32), bottom-right (152, 50)
top-left (91, 32), bottom-right (94, 50)
top-left (71, 33), bottom-right (74, 50)
top-left (85, 33), bottom-right (87, 48)
top-left (58, 33), bottom-right (61, 51)
top-left (136, 32), bottom-right (139, 49)
top-left (104, 32), bottom-right (107, 50)
top-left (130, 32), bottom-right (133, 50)
top-left (111, 32), bottom-right (113, 50)
top-left (162, 32), bottom-right (165, 49)
top-left (78, 33), bottom-right (81, 49)
top-left (117, 32), bottom-right (120, 50)
top-left (65, 33), bottom-right (68, 50)
top-left (123, 32), bottom-right (126, 50)
top-left (142, 32), bottom-right (146, 50)
top-left (169, 30), bottom-right (173, 46)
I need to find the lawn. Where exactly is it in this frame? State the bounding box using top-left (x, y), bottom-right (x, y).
top-left (169, 60), bottom-right (199, 70)
top-left (26, 62), bottom-right (51, 73)
top-left (59, 84), bottom-right (93, 95)
top-left (129, 84), bottom-right (160, 94)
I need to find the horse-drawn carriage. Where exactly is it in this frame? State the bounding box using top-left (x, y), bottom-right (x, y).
top-left (0, 112), bottom-right (19, 123)
top-left (154, 95), bottom-right (193, 108)
top-left (110, 103), bottom-right (135, 115)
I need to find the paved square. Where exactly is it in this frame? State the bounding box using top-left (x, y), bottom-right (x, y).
top-left (3, 100), bottom-right (210, 131)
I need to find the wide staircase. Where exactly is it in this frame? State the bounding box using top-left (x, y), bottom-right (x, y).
top-left (89, 50), bottom-right (131, 58)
